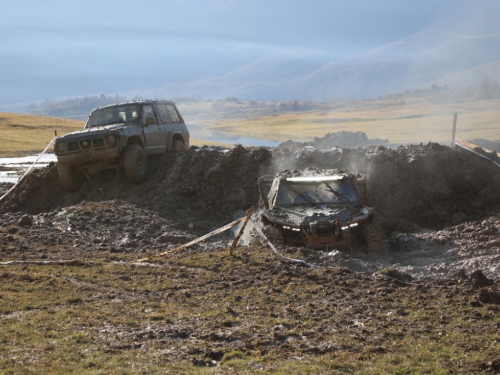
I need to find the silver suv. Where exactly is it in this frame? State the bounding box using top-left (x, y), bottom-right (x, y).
top-left (54, 100), bottom-right (189, 191)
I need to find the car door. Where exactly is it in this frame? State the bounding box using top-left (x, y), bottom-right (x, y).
top-left (141, 104), bottom-right (167, 154)
top-left (154, 103), bottom-right (174, 149)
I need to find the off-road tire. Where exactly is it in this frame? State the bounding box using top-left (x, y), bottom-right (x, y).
top-left (123, 144), bottom-right (147, 183)
top-left (173, 139), bottom-right (188, 152)
top-left (58, 163), bottom-right (83, 192)
top-left (362, 223), bottom-right (389, 254)
top-left (249, 224), bottom-right (285, 248)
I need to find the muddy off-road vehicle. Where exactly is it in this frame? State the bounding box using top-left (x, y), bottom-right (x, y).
top-left (255, 169), bottom-right (388, 253)
top-left (54, 100), bottom-right (189, 191)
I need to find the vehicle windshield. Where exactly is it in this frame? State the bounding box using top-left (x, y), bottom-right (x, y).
top-left (86, 104), bottom-right (140, 128)
top-left (274, 178), bottom-right (360, 206)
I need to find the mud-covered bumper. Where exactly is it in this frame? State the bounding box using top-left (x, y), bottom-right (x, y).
top-left (56, 148), bottom-right (120, 164)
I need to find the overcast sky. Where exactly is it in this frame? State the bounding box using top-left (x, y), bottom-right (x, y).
top-left (1, 0), bottom-right (499, 106)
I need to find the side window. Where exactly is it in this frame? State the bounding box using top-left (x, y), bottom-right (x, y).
top-left (155, 104), bottom-right (172, 124)
top-left (142, 105), bottom-right (156, 125)
top-left (166, 104), bottom-right (180, 123)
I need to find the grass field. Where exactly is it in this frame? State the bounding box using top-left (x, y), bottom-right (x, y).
top-left (0, 113), bottom-right (83, 157)
top-left (1, 246), bottom-right (499, 374)
top-left (1, 97), bottom-right (499, 157)
top-left (208, 98), bottom-right (500, 145)
top-left (0, 113), bottom-right (230, 157)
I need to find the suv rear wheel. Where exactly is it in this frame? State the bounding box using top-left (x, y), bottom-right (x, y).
top-left (123, 144), bottom-right (147, 183)
top-left (173, 139), bottom-right (188, 152)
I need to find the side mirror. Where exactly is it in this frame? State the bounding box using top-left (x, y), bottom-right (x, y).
top-left (145, 117), bottom-right (155, 126)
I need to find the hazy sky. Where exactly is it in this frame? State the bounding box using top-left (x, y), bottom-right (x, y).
top-left (1, 0), bottom-right (499, 106)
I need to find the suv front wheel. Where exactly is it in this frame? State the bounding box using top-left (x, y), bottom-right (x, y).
top-left (58, 163), bottom-right (83, 191)
top-left (123, 144), bottom-right (147, 183)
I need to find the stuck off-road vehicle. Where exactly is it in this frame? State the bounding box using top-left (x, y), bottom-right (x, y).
top-left (255, 169), bottom-right (388, 253)
top-left (54, 100), bottom-right (189, 191)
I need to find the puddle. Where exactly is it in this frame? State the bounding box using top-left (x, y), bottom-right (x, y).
top-left (0, 153), bottom-right (57, 183)
top-left (190, 124), bottom-right (281, 147)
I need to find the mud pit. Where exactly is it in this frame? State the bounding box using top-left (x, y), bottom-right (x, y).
top-left (1, 138), bottom-right (499, 280)
top-left (1, 134), bottom-right (500, 373)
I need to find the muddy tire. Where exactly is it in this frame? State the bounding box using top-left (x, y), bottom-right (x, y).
top-left (362, 223), bottom-right (389, 254)
top-left (249, 224), bottom-right (284, 248)
top-left (263, 225), bottom-right (285, 247)
top-left (123, 144), bottom-right (147, 183)
top-left (173, 139), bottom-right (188, 152)
top-left (58, 163), bottom-right (83, 192)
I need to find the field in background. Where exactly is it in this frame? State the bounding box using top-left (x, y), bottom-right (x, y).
top-left (0, 112), bottom-right (231, 157)
top-left (0, 113), bottom-right (83, 157)
top-left (2, 97), bottom-right (499, 156)
top-left (207, 98), bottom-right (500, 145)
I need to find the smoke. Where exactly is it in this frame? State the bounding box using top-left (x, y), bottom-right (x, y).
top-left (260, 133), bottom-right (384, 180)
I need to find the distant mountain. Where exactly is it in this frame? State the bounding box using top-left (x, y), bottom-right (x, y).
top-left (129, 30), bottom-right (500, 101)
top-left (131, 50), bottom-right (327, 100)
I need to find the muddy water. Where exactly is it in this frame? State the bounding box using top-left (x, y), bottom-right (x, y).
top-left (0, 154), bottom-right (57, 183)
top-left (189, 124), bottom-right (281, 147)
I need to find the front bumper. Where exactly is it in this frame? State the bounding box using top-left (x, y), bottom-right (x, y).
top-left (56, 147), bottom-right (120, 164)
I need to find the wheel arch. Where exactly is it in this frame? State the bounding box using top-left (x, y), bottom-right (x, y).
top-left (126, 136), bottom-right (144, 148)
top-left (172, 133), bottom-right (187, 145)
top-left (171, 133), bottom-right (189, 152)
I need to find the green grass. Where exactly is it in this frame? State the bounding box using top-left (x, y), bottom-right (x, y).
top-left (0, 247), bottom-right (498, 374)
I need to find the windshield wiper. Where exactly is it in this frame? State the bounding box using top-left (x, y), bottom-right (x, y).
top-left (325, 183), bottom-right (350, 202)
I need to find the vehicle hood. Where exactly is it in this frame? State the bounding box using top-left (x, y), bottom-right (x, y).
top-left (261, 203), bottom-right (374, 228)
top-left (58, 123), bottom-right (131, 140)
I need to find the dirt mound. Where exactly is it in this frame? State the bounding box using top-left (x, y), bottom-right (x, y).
top-left (366, 143), bottom-right (500, 230)
top-left (0, 146), bottom-right (272, 229)
top-left (266, 141), bottom-right (500, 230)
top-left (2, 141), bottom-right (499, 233)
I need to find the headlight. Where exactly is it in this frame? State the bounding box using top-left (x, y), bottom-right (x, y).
top-left (106, 135), bottom-right (116, 146)
top-left (57, 142), bottom-right (67, 152)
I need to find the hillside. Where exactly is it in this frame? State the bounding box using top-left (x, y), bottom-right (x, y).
top-left (137, 31), bottom-right (500, 101)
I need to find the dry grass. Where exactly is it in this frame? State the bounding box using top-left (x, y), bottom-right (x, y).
top-left (2, 97), bottom-right (499, 157)
top-left (0, 113), bottom-right (84, 157)
top-left (0, 112), bottom-right (232, 157)
top-left (209, 98), bottom-right (500, 144)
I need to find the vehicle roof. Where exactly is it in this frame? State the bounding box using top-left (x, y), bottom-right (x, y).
top-left (274, 169), bottom-right (350, 182)
top-left (285, 175), bottom-right (345, 182)
top-left (91, 100), bottom-right (177, 112)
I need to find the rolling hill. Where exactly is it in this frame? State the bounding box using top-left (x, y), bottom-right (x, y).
top-left (138, 30), bottom-right (500, 101)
